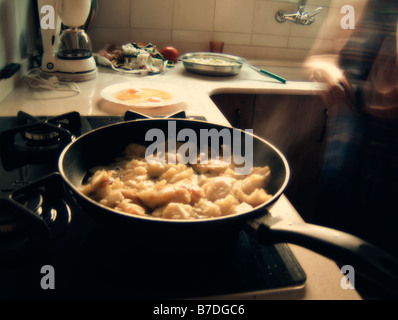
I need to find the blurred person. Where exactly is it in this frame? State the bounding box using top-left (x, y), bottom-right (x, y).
top-left (304, 0), bottom-right (398, 259)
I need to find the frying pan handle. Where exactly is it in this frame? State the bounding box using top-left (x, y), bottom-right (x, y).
top-left (246, 215), bottom-right (398, 296)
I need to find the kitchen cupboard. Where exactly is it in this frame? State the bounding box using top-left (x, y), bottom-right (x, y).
top-left (210, 94), bottom-right (256, 129)
top-left (211, 93), bottom-right (327, 223)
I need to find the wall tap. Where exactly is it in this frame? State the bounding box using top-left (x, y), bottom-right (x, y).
top-left (275, 0), bottom-right (322, 25)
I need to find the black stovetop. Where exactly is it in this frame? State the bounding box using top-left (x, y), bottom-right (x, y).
top-left (0, 111), bottom-right (305, 300)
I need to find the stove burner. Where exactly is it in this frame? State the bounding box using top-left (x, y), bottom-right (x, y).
top-left (9, 173), bottom-right (72, 239)
top-left (24, 124), bottom-right (61, 142)
top-left (124, 110), bottom-right (188, 121)
top-left (14, 189), bottom-right (44, 215)
top-left (0, 111), bottom-right (82, 171)
top-left (123, 110), bottom-right (206, 122)
top-left (17, 111), bottom-right (81, 131)
top-left (0, 196), bottom-right (50, 265)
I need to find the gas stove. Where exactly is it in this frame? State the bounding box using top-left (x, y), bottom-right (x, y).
top-left (0, 111), bottom-right (305, 300)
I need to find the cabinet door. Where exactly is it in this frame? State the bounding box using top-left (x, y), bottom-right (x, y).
top-left (210, 94), bottom-right (255, 129)
top-left (253, 94), bottom-right (326, 222)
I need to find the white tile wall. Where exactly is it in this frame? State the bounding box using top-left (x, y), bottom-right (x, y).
top-left (88, 0), bottom-right (340, 61)
top-left (0, 0), bottom-right (364, 67)
top-left (94, 0), bottom-right (130, 28)
top-left (173, 0), bottom-right (215, 32)
top-left (131, 0), bottom-right (174, 29)
top-left (214, 0), bottom-right (255, 33)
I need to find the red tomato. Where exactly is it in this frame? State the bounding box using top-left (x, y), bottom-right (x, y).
top-left (160, 46), bottom-right (180, 63)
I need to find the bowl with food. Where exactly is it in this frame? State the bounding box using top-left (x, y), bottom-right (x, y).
top-left (180, 52), bottom-right (245, 76)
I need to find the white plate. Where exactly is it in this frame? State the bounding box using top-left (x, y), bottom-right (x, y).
top-left (100, 83), bottom-right (183, 108)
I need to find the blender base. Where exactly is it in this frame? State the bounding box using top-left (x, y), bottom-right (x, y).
top-left (40, 67), bottom-right (98, 82)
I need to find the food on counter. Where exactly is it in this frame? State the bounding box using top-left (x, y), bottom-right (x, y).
top-left (96, 43), bottom-right (171, 75)
top-left (160, 46), bottom-right (180, 63)
top-left (115, 88), bottom-right (172, 104)
top-left (184, 57), bottom-right (239, 66)
top-left (80, 144), bottom-right (272, 220)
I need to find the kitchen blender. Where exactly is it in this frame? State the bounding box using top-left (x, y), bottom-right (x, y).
top-left (37, 0), bottom-right (97, 82)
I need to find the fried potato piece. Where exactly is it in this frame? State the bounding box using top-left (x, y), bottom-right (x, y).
top-left (235, 188), bottom-right (272, 207)
top-left (115, 200), bottom-right (147, 216)
top-left (79, 144), bottom-right (273, 220)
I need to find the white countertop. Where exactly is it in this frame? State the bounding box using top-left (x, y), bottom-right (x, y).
top-left (0, 63), bottom-right (362, 300)
top-left (0, 63), bottom-right (323, 118)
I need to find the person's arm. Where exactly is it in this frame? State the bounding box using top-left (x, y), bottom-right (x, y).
top-left (303, 0), bottom-right (368, 108)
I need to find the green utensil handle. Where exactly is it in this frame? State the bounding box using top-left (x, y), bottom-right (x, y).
top-left (258, 68), bottom-right (287, 84)
top-left (248, 64), bottom-right (287, 83)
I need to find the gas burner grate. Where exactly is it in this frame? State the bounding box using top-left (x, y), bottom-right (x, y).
top-left (0, 111), bottom-right (82, 171)
top-left (1, 173), bottom-right (73, 251)
top-left (16, 111), bottom-right (82, 135)
top-left (123, 110), bottom-right (206, 121)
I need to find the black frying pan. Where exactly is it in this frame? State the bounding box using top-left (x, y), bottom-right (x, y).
top-left (58, 118), bottom-right (398, 295)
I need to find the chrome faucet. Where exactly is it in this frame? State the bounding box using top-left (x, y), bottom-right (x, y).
top-left (275, 0), bottom-right (323, 25)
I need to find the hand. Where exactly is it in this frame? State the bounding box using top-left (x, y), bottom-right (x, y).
top-left (304, 55), bottom-right (356, 108)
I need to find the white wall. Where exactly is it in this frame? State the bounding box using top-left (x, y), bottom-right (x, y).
top-left (0, 0), bottom-right (363, 68)
top-left (88, 0), bottom-right (338, 61)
